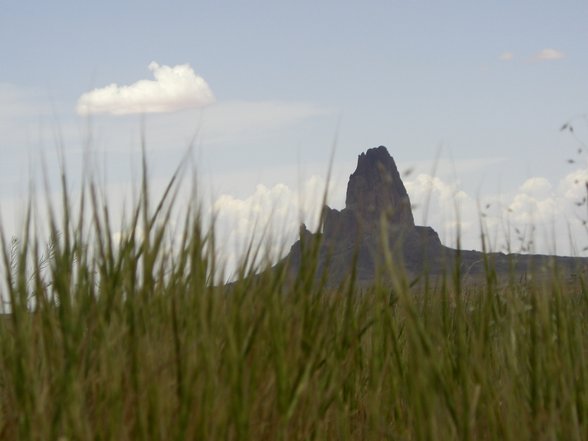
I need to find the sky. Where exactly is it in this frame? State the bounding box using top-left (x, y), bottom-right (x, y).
top-left (1, 0), bottom-right (588, 272)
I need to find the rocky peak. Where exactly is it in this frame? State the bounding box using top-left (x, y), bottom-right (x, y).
top-left (278, 145), bottom-right (588, 288)
top-left (345, 146), bottom-right (415, 228)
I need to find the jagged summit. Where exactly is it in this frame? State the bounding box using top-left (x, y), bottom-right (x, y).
top-left (279, 146), bottom-right (588, 288)
top-left (283, 145), bottom-right (444, 285)
top-left (345, 146), bottom-right (414, 228)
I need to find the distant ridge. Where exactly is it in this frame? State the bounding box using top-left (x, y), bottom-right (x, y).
top-left (281, 146), bottom-right (588, 287)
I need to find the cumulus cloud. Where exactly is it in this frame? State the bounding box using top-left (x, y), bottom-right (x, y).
top-left (533, 48), bottom-right (566, 61)
top-left (404, 174), bottom-right (476, 248)
top-left (211, 176), bottom-right (332, 277)
top-left (560, 168), bottom-right (588, 202)
top-left (499, 52), bottom-right (514, 61)
top-left (507, 191), bottom-right (557, 226)
top-left (403, 168), bottom-right (588, 255)
top-left (519, 177), bottom-right (552, 196)
top-left (76, 62), bottom-right (215, 116)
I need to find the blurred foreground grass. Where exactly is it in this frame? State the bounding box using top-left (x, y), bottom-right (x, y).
top-left (1, 164), bottom-right (588, 440)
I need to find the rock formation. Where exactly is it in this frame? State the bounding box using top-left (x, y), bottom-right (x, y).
top-left (345, 145), bottom-right (414, 228)
top-left (282, 146), bottom-right (588, 287)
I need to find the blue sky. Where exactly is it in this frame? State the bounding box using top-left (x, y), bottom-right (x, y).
top-left (2, 0), bottom-right (588, 265)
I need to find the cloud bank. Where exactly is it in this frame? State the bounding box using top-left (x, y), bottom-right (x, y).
top-left (210, 164), bottom-right (588, 276)
top-left (212, 176), bottom-right (333, 276)
top-left (76, 62), bottom-right (215, 116)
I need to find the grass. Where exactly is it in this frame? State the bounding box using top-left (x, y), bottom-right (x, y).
top-left (1, 158), bottom-right (588, 440)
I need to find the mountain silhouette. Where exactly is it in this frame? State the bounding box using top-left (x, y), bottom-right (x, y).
top-left (281, 146), bottom-right (588, 287)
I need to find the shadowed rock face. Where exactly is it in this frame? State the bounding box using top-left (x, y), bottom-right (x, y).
top-left (322, 146), bottom-right (416, 244)
top-left (345, 146), bottom-right (415, 229)
top-left (281, 146), bottom-right (588, 287)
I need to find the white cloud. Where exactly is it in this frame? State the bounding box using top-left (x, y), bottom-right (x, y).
top-left (533, 48), bottom-right (566, 61)
top-left (507, 192), bottom-right (557, 225)
top-left (76, 62), bottom-right (215, 116)
top-left (211, 176), bottom-right (332, 277)
top-left (560, 168), bottom-right (588, 200)
top-left (519, 177), bottom-right (552, 196)
top-left (403, 166), bottom-right (588, 255)
top-left (405, 174), bottom-right (476, 247)
top-left (504, 177), bottom-right (556, 226)
top-left (499, 52), bottom-right (514, 61)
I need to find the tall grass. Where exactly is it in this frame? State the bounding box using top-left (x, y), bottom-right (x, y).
top-left (1, 159), bottom-right (588, 440)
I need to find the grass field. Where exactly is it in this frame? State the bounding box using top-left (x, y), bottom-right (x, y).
top-left (1, 164), bottom-right (588, 440)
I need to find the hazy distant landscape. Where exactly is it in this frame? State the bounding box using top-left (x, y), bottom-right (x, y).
top-left (2, 148), bottom-right (588, 439)
top-left (2, 1), bottom-right (588, 439)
